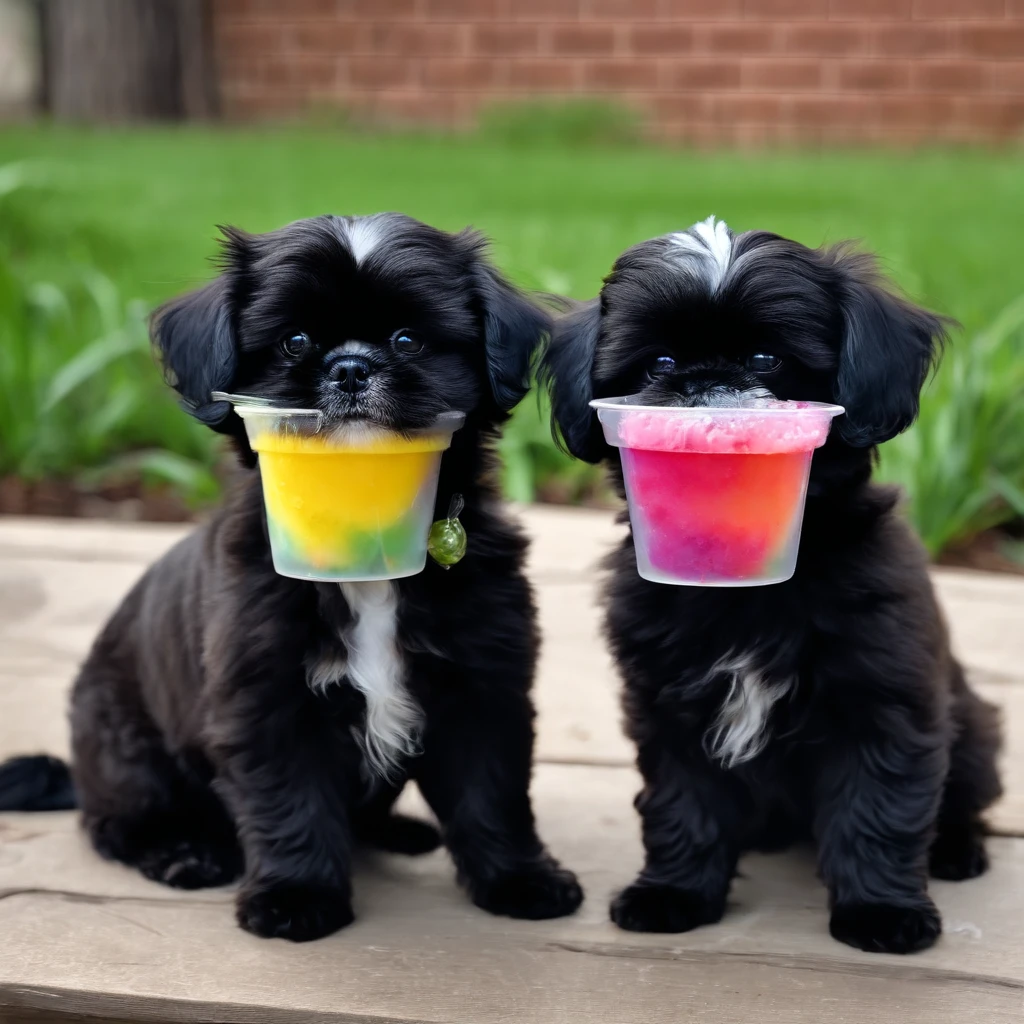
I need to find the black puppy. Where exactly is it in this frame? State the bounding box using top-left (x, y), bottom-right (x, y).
top-left (0, 213), bottom-right (582, 941)
top-left (544, 216), bottom-right (1001, 954)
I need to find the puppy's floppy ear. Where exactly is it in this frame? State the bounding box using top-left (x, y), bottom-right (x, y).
top-left (543, 299), bottom-right (605, 463)
top-left (829, 246), bottom-right (951, 447)
top-left (461, 231), bottom-right (550, 412)
top-left (150, 226), bottom-right (251, 438)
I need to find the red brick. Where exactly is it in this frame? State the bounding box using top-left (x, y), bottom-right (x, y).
top-left (649, 92), bottom-right (708, 120)
top-left (586, 0), bottom-right (659, 16)
top-left (705, 93), bottom-right (784, 121)
top-left (630, 25), bottom-right (694, 55)
top-left (215, 0), bottom-right (255, 16)
top-left (789, 93), bottom-right (873, 124)
top-left (742, 0), bottom-right (825, 17)
top-left (957, 25), bottom-right (1024, 60)
top-left (870, 24), bottom-right (950, 56)
top-left (698, 23), bottom-right (776, 53)
top-left (422, 0), bottom-right (499, 16)
top-left (549, 24), bottom-right (616, 55)
top-left (265, 55), bottom-right (338, 89)
top-left (954, 96), bottom-right (1024, 133)
top-left (660, 0), bottom-right (743, 17)
top-left (874, 94), bottom-right (955, 127)
top-left (780, 23), bottom-right (867, 55)
top-left (829, 0), bottom-right (911, 18)
top-left (583, 58), bottom-right (660, 89)
top-left (349, 0), bottom-right (418, 14)
top-left (289, 22), bottom-right (362, 53)
top-left (501, 0), bottom-right (582, 17)
top-left (742, 57), bottom-right (822, 88)
top-left (836, 59), bottom-right (910, 89)
top-left (664, 59), bottom-right (741, 89)
top-left (990, 62), bottom-right (1024, 91)
top-left (473, 23), bottom-right (540, 55)
top-left (275, 0), bottom-right (344, 15)
top-left (506, 58), bottom-right (578, 88)
top-left (216, 20), bottom-right (286, 58)
top-left (345, 55), bottom-right (418, 88)
top-left (912, 0), bottom-right (1004, 16)
top-left (913, 61), bottom-right (988, 92)
top-left (367, 23), bottom-right (466, 55)
top-left (423, 57), bottom-right (499, 88)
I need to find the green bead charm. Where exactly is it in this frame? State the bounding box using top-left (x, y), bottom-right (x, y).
top-left (428, 493), bottom-right (467, 568)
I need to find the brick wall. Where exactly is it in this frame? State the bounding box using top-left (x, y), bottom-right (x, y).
top-left (214, 0), bottom-right (1024, 145)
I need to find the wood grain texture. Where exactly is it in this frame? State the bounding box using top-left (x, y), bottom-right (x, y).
top-left (1, 514), bottom-right (1023, 1022)
top-left (1, 766), bottom-right (1023, 1024)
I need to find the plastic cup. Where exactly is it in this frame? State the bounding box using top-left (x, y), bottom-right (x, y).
top-left (591, 398), bottom-right (844, 587)
top-left (221, 395), bottom-right (465, 582)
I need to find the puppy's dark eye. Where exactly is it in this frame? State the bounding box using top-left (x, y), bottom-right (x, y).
top-left (747, 353), bottom-right (781, 373)
top-left (281, 332), bottom-right (312, 359)
top-left (391, 329), bottom-right (423, 355)
top-left (648, 354), bottom-right (677, 378)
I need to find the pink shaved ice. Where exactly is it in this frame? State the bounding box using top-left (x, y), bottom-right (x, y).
top-left (617, 402), bottom-right (832, 455)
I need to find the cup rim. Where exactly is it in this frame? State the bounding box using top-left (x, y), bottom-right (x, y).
top-left (211, 393), bottom-right (466, 432)
top-left (589, 397), bottom-right (845, 417)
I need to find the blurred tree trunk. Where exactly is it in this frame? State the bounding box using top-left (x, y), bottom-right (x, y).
top-left (43, 0), bottom-right (216, 121)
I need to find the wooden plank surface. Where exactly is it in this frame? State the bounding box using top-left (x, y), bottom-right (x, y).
top-left (2, 512), bottom-right (1024, 1023)
top-left (2, 766), bottom-right (1023, 1024)
top-left (3, 514), bottom-right (1022, 833)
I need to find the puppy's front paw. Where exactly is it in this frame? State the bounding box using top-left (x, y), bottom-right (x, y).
top-left (930, 825), bottom-right (989, 881)
top-left (237, 882), bottom-right (354, 942)
top-left (470, 861), bottom-right (583, 920)
top-left (829, 900), bottom-right (941, 954)
top-left (138, 836), bottom-right (242, 890)
top-left (611, 883), bottom-right (724, 934)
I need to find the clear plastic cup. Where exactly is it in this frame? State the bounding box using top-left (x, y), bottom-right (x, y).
top-left (591, 398), bottom-right (844, 587)
top-left (218, 395), bottom-right (465, 582)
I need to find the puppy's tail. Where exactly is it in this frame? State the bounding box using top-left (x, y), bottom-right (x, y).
top-left (0, 755), bottom-right (77, 811)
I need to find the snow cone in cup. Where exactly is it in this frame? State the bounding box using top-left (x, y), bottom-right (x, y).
top-left (224, 396), bottom-right (464, 581)
top-left (591, 398), bottom-right (843, 586)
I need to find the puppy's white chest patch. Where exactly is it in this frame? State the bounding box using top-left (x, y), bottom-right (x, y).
top-left (704, 653), bottom-right (791, 768)
top-left (307, 581), bottom-right (421, 778)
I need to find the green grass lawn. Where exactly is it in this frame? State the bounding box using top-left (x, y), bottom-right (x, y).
top-left (1, 121), bottom-right (1022, 551)
top-left (3, 124), bottom-right (1021, 326)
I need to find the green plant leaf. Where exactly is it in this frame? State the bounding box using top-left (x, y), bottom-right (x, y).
top-left (43, 328), bottom-right (148, 411)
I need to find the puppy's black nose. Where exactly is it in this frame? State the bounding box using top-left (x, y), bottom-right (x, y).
top-left (330, 356), bottom-right (371, 394)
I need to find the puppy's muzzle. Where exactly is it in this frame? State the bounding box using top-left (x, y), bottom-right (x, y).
top-left (329, 355), bottom-right (372, 394)
top-left (652, 371), bottom-right (774, 408)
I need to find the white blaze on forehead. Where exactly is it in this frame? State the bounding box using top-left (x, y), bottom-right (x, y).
top-left (338, 340), bottom-right (375, 356)
top-left (341, 214), bottom-right (389, 265)
top-left (667, 215), bottom-right (734, 294)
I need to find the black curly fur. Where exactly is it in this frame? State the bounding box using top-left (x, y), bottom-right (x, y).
top-left (0, 214), bottom-right (582, 942)
top-left (545, 223), bottom-right (1002, 955)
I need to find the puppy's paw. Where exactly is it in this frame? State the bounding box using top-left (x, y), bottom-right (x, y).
top-left (359, 814), bottom-right (442, 856)
top-left (237, 882), bottom-right (354, 942)
top-left (470, 861), bottom-right (583, 920)
top-left (929, 826), bottom-right (989, 881)
top-left (611, 883), bottom-right (724, 934)
top-left (137, 837), bottom-right (243, 890)
top-left (829, 900), bottom-right (941, 954)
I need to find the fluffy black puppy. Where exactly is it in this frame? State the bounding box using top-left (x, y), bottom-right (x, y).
top-left (544, 216), bottom-right (1001, 955)
top-left (0, 213), bottom-right (582, 941)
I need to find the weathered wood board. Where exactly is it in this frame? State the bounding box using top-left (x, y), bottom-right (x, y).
top-left (1, 513), bottom-right (1023, 1023)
